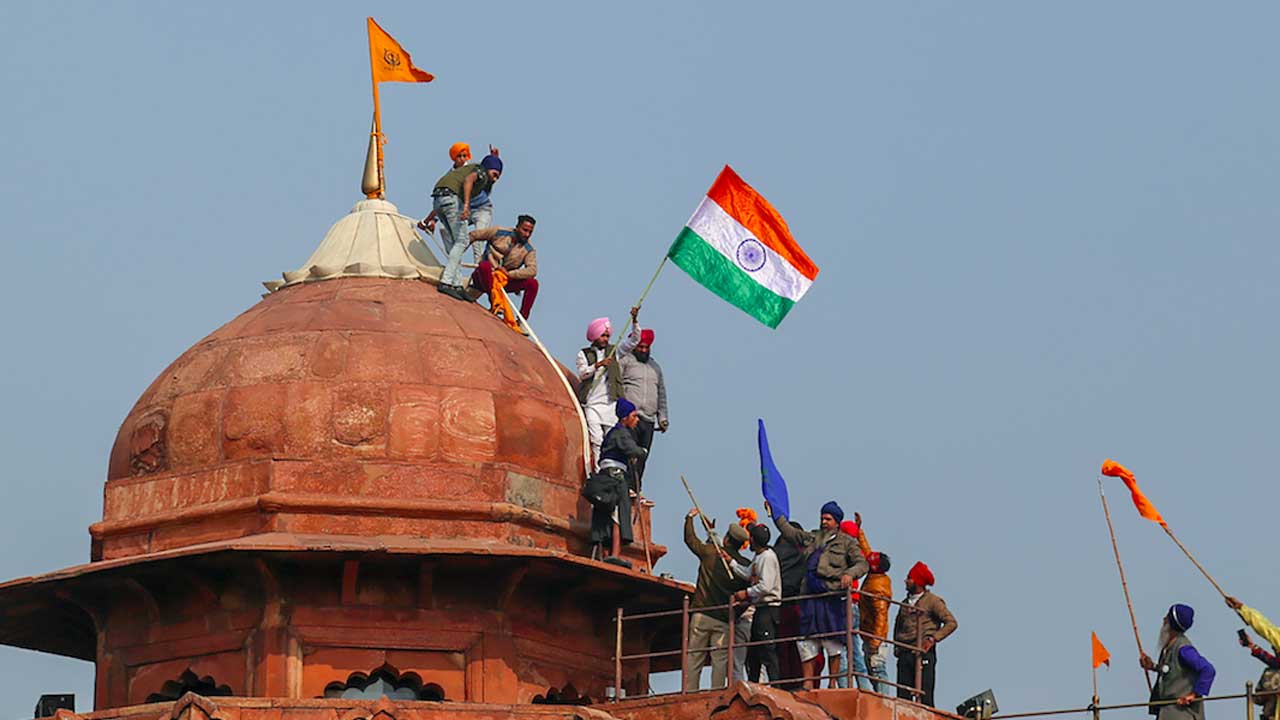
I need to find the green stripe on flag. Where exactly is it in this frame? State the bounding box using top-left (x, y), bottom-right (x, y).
top-left (667, 227), bottom-right (795, 328)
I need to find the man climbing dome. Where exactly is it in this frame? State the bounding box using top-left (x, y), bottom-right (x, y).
top-left (468, 214), bottom-right (539, 329)
top-left (419, 142), bottom-right (499, 248)
top-left (424, 151), bottom-right (502, 301)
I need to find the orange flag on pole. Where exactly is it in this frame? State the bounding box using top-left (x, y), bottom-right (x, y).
top-left (368, 18), bottom-right (434, 84)
top-left (1091, 632), bottom-right (1111, 669)
top-left (1101, 459), bottom-right (1167, 528)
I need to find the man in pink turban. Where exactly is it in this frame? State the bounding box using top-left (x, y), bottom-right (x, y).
top-left (575, 316), bottom-right (627, 466)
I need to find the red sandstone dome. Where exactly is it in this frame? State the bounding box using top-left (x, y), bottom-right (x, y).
top-left (98, 274), bottom-right (630, 562)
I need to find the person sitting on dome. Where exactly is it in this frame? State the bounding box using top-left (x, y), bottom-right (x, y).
top-left (418, 142), bottom-right (499, 253)
top-left (467, 215), bottom-right (539, 321)
top-left (423, 152), bottom-right (503, 301)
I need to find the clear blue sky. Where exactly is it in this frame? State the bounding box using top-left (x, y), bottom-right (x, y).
top-left (1, 2), bottom-right (1277, 718)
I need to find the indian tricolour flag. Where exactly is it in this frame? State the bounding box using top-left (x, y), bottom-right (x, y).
top-left (667, 166), bottom-right (818, 328)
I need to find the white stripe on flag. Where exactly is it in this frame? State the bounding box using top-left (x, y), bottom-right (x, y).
top-left (687, 197), bottom-right (814, 302)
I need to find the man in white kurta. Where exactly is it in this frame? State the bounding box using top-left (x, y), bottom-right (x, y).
top-left (575, 317), bottom-right (638, 467)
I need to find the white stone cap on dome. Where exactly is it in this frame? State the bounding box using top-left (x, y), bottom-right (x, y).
top-left (264, 198), bottom-right (442, 292)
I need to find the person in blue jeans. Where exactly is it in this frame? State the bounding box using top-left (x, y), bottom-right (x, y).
top-left (835, 519), bottom-right (869, 689)
top-left (423, 154), bottom-right (502, 301)
top-left (420, 142), bottom-right (498, 261)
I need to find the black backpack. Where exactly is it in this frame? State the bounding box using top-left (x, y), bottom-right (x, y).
top-left (581, 470), bottom-right (621, 510)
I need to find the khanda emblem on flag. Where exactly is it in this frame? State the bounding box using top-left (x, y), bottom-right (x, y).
top-left (382, 50), bottom-right (402, 69)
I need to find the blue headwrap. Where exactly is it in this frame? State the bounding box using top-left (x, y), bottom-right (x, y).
top-left (615, 398), bottom-right (636, 420)
top-left (481, 155), bottom-right (503, 173)
top-left (1168, 603), bottom-right (1195, 632)
top-left (820, 501), bottom-right (844, 524)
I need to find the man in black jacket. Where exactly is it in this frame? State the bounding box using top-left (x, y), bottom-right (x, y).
top-left (588, 399), bottom-right (647, 559)
top-left (773, 518), bottom-right (807, 688)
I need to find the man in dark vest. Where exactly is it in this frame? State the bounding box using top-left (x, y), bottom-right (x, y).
top-left (1141, 603), bottom-right (1216, 720)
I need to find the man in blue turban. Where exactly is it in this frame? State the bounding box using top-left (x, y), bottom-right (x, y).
top-left (765, 498), bottom-right (868, 689)
top-left (1141, 603), bottom-right (1215, 720)
top-left (586, 398), bottom-right (648, 560)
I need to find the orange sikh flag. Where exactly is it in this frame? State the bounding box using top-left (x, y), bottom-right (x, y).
top-left (1091, 632), bottom-right (1111, 669)
top-left (368, 18), bottom-right (434, 84)
top-left (1101, 459), bottom-right (1167, 528)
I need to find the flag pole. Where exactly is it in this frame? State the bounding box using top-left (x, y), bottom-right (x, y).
top-left (1091, 661), bottom-right (1098, 714)
top-left (681, 474), bottom-right (732, 575)
top-left (367, 18), bottom-right (385, 198)
top-left (1098, 479), bottom-right (1153, 693)
top-left (583, 256), bottom-right (669, 397)
top-left (1161, 525), bottom-right (1228, 598)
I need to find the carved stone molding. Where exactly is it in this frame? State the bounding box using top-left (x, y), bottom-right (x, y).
top-left (709, 682), bottom-right (833, 720)
top-left (164, 693), bottom-right (223, 720)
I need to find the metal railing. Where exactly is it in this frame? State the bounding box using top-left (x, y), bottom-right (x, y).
top-left (992, 683), bottom-right (1280, 720)
top-left (612, 587), bottom-right (929, 702)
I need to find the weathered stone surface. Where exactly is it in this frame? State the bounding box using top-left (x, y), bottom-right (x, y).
top-left (168, 390), bottom-right (224, 469)
top-left (101, 278), bottom-right (602, 561)
top-left (224, 385), bottom-right (286, 459)
top-left (332, 383), bottom-right (388, 449)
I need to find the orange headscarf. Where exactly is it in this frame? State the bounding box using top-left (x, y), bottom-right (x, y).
top-left (449, 142), bottom-right (472, 163)
top-left (736, 507), bottom-right (758, 550)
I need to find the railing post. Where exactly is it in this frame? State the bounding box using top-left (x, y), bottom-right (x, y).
top-left (726, 595), bottom-right (736, 689)
top-left (845, 588), bottom-right (855, 690)
top-left (680, 596), bottom-right (690, 695)
top-left (1247, 681), bottom-right (1254, 720)
top-left (914, 605), bottom-right (924, 704)
top-left (614, 606), bottom-right (623, 702)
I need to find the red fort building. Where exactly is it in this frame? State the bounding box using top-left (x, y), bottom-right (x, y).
top-left (0, 166), bottom-right (954, 720)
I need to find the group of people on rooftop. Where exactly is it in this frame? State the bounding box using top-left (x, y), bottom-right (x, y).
top-left (413, 142), bottom-right (1279, 717)
top-left (681, 498), bottom-right (955, 708)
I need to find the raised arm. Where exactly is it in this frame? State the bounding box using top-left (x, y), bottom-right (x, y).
top-left (770, 507), bottom-right (811, 547)
top-left (684, 513), bottom-right (710, 559)
top-left (1238, 604), bottom-right (1280, 652)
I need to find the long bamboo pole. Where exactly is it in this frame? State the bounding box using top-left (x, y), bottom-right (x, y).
top-left (1161, 525), bottom-right (1228, 598)
top-left (1098, 479), bottom-right (1153, 693)
top-left (681, 474), bottom-right (732, 575)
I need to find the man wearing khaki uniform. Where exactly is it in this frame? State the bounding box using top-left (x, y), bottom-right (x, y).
top-left (682, 510), bottom-right (748, 691)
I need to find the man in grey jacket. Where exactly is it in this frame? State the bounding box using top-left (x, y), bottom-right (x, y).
top-left (617, 306), bottom-right (667, 487)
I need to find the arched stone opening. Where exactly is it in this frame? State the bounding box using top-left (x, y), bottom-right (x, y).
top-left (322, 665), bottom-right (445, 701)
top-left (531, 682), bottom-right (592, 706)
top-left (145, 669), bottom-right (233, 703)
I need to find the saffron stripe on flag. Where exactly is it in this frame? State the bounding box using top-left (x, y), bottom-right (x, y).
top-left (687, 197), bottom-right (814, 302)
top-left (707, 167), bottom-right (818, 281)
top-left (668, 227), bottom-right (795, 328)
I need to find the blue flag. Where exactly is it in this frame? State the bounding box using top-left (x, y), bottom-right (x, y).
top-left (758, 419), bottom-right (790, 521)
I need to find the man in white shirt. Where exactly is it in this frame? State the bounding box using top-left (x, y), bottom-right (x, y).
top-left (725, 524), bottom-right (782, 683)
top-left (575, 316), bottom-right (639, 466)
